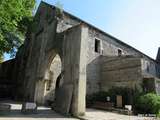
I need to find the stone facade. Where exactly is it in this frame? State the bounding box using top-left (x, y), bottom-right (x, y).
top-left (0, 1), bottom-right (160, 116)
top-left (100, 56), bottom-right (142, 91)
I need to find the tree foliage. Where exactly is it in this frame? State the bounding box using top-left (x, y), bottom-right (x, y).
top-left (134, 93), bottom-right (160, 115)
top-left (0, 56), bottom-right (3, 63)
top-left (0, 0), bottom-right (36, 59)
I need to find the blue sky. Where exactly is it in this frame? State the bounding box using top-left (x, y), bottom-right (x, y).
top-left (4, 0), bottom-right (160, 60)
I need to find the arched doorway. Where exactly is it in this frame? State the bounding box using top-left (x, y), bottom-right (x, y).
top-left (44, 54), bottom-right (62, 105)
top-left (34, 54), bottom-right (62, 105)
top-left (31, 24), bottom-right (87, 116)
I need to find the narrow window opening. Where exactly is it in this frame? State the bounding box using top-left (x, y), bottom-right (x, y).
top-left (46, 80), bottom-right (52, 91)
top-left (118, 49), bottom-right (122, 56)
top-left (95, 39), bottom-right (101, 53)
top-left (146, 63), bottom-right (150, 72)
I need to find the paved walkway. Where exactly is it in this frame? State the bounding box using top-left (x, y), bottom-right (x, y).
top-left (0, 102), bottom-right (158, 120)
top-left (0, 102), bottom-right (78, 120)
top-left (82, 108), bottom-right (158, 120)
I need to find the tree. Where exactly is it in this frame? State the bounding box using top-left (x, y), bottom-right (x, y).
top-left (0, 56), bottom-right (3, 63)
top-left (0, 0), bottom-right (36, 59)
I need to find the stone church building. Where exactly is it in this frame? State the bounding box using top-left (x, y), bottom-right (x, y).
top-left (0, 1), bottom-right (160, 116)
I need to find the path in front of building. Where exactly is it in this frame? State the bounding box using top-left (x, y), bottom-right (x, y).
top-left (0, 101), bottom-right (158, 120)
top-left (81, 108), bottom-right (158, 120)
top-left (0, 101), bottom-right (78, 120)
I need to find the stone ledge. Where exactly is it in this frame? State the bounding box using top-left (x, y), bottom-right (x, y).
top-left (0, 103), bottom-right (11, 111)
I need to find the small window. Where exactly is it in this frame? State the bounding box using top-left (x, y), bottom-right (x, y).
top-left (118, 49), bottom-right (122, 56)
top-left (95, 39), bottom-right (101, 53)
top-left (146, 63), bottom-right (150, 72)
top-left (46, 80), bottom-right (52, 91)
top-left (147, 65), bottom-right (149, 72)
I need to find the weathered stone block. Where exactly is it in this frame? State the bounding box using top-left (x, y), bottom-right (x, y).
top-left (0, 103), bottom-right (11, 111)
top-left (21, 102), bottom-right (37, 114)
top-left (54, 84), bottom-right (73, 115)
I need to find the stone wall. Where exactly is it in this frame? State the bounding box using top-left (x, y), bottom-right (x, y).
top-left (100, 56), bottom-right (142, 92)
top-left (155, 78), bottom-right (160, 95)
top-left (85, 24), bottom-right (160, 95)
top-left (86, 28), bottom-right (143, 94)
top-left (141, 59), bottom-right (157, 77)
top-left (43, 4), bottom-right (144, 95)
top-left (55, 24), bottom-right (88, 115)
top-left (156, 48), bottom-right (160, 78)
top-left (55, 8), bottom-right (160, 95)
top-left (88, 29), bottom-right (141, 57)
top-left (13, 2), bottom-right (88, 115)
top-left (43, 54), bottom-right (62, 104)
top-left (16, 2), bottom-right (59, 101)
top-left (0, 2), bottom-right (159, 116)
top-left (33, 2), bottom-right (160, 96)
top-left (1, 2), bottom-right (88, 115)
top-left (156, 64), bottom-right (160, 78)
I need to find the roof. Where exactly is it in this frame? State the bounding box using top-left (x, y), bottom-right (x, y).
top-left (40, 1), bottom-right (157, 63)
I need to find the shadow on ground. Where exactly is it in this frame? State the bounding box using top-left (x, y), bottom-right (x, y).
top-left (0, 101), bottom-right (73, 119)
top-left (0, 110), bottom-right (71, 118)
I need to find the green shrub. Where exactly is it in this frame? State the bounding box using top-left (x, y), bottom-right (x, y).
top-left (86, 87), bottom-right (133, 107)
top-left (92, 91), bottom-right (110, 102)
top-left (108, 87), bottom-right (133, 106)
top-left (86, 91), bottom-right (109, 104)
top-left (86, 91), bottom-right (111, 107)
top-left (134, 93), bottom-right (160, 114)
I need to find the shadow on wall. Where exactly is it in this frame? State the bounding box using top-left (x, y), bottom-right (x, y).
top-left (44, 73), bottom-right (63, 106)
top-left (0, 59), bottom-right (17, 100)
top-left (86, 56), bottom-right (102, 95)
top-left (86, 55), bottom-right (138, 106)
top-left (0, 102), bottom-right (67, 118)
top-left (43, 54), bottom-right (62, 106)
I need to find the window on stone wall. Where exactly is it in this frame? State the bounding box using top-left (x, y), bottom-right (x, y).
top-left (118, 49), bottom-right (123, 56)
top-left (46, 80), bottom-right (52, 91)
top-left (95, 38), bottom-right (101, 53)
top-left (147, 64), bottom-right (150, 72)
